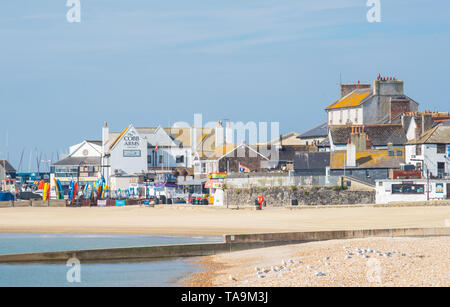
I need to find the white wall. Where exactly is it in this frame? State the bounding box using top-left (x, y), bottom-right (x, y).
top-left (375, 179), bottom-right (448, 204)
top-left (147, 147), bottom-right (192, 168)
top-left (70, 142), bottom-right (101, 158)
top-left (109, 126), bottom-right (148, 176)
top-left (328, 107), bottom-right (362, 125)
top-left (406, 144), bottom-right (449, 177)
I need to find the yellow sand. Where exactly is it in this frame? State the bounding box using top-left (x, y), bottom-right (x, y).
top-left (0, 205), bottom-right (449, 235)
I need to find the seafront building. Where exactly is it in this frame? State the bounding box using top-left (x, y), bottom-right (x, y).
top-left (44, 75), bottom-right (449, 203)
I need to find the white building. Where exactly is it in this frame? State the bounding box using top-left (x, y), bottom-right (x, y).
top-left (101, 122), bottom-right (217, 187)
top-left (405, 120), bottom-right (450, 178)
top-left (376, 179), bottom-right (450, 204)
top-left (326, 77), bottom-right (419, 126)
top-left (50, 140), bottom-right (102, 197)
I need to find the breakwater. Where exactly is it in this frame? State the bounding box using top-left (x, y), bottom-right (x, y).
top-left (0, 227), bottom-right (448, 264)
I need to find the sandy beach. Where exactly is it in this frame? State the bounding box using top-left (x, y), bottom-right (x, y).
top-left (184, 236), bottom-right (450, 287)
top-left (0, 205), bottom-right (449, 236)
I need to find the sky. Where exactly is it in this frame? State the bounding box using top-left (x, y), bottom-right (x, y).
top-left (0, 0), bottom-right (449, 172)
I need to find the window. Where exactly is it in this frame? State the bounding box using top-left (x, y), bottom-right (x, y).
top-left (388, 151), bottom-right (394, 156)
top-left (396, 150), bottom-right (403, 156)
top-left (437, 144), bottom-right (446, 154)
top-left (147, 155), bottom-right (152, 164)
top-left (415, 145), bottom-right (422, 156)
top-left (416, 162), bottom-right (422, 171)
top-left (391, 184), bottom-right (425, 194)
top-left (176, 155), bottom-right (184, 163)
top-left (437, 162), bottom-right (445, 177)
top-left (201, 163), bottom-right (207, 174)
top-left (159, 155), bottom-right (163, 164)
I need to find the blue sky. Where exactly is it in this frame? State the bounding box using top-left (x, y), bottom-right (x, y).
top-left (1, 0), bottom-right (450, 171)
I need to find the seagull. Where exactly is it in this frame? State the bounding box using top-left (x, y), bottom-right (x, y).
top-left (325, 262), bottom-right (330, 266)
top-left (401, 253), bottom-right (406, 256)
top-left (324, 256), bottom-right (330, 261)
top-left (307, 265), bottom-right (313, 270)
top-left (229, 275), bottom-right (236, 281)
top-left (258, 274), bottom-right (265, 279)
top-left (282, 260), bottom-right (287, 266)
top-left (315, 271), bottom-right (326, 277)
top-left (255, 267), bottom-right (260, 272)
top-left (345, 255), bottom-right (351, 259)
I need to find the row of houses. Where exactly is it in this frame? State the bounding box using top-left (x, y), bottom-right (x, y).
top-left (48, 75), bottom-right (450, 201)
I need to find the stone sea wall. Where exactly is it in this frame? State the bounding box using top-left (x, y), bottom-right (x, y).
top-left (224, 186), bottom-right (375, 207)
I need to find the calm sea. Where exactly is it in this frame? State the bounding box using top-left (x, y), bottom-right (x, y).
top-left (0, 233), bottom-right (222, 287)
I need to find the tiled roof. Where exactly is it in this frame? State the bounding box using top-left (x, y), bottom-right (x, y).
top-left (326, 88), bottom-right (373, 110)
top-left (407, 124), bottom-right (450, 144)
top-left (330, 149), bottom-right (404, 169)
top-left (329, 125), bottom-right (407, 146)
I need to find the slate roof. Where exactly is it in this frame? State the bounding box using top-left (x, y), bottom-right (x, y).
top-left (329, 124), bottom-right (407, 146)
top-left (407, 123), bottom-right (450, 144)
top-left (298, 122), bottom-right (328, 138)
top-left (294, 152), bottom-right (330, 171)
top-left (52, 156), bottom-right (101, 166)
top-left (0, 160), bottom-right (16, 172)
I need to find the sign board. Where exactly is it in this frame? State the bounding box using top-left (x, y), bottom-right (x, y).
top-left (436, 183), bottom-right (444, 193)
top-left (115, 200), bottom-right (126, 207)
top-left (209, 172), bottom-right (227, 179)
top-left (97, 200), bottom-right (107, 207)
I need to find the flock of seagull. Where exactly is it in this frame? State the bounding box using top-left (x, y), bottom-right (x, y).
top-left (228, 245), bottom-right (407, 283)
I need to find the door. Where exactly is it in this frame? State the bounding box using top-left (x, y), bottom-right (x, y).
top-left (447, 183), bottom-right (450, 199)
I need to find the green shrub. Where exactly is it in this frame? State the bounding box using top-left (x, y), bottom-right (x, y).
top-left (290, 185), bottom-right (297, 191)
top-left (235, 189), bottom-right (241, 195)
top-left (303, 190), bottom-right (309, 195)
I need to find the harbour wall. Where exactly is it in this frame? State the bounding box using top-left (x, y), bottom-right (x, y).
top-left (0, 227), bottom-right (448, 264)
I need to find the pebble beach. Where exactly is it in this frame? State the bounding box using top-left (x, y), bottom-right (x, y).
top-left (184, 236), bottom-right (450, 287)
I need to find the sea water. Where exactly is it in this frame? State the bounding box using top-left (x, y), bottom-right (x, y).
top-left (0, 233), bottom-right (222, 287)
